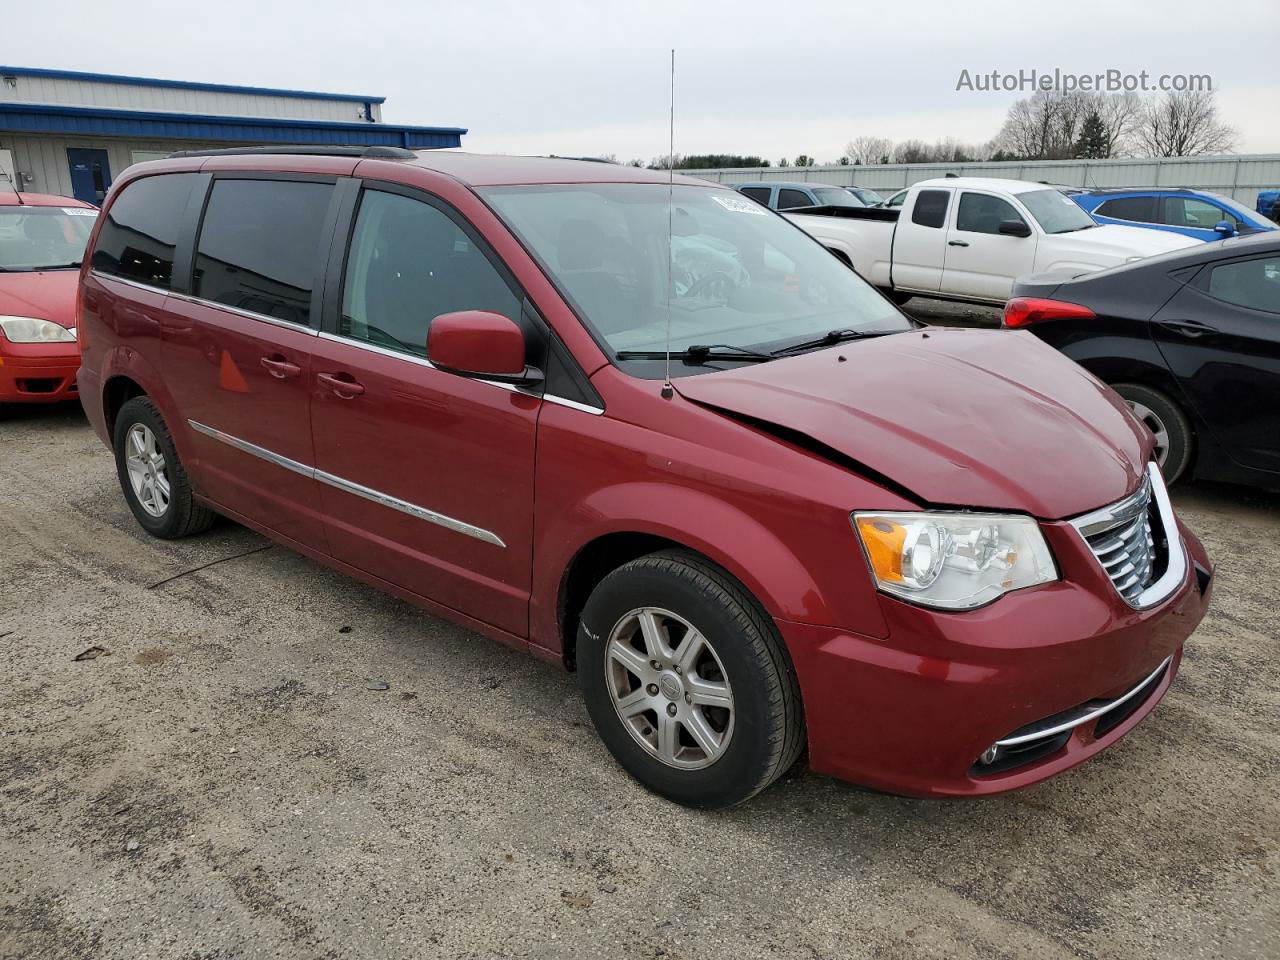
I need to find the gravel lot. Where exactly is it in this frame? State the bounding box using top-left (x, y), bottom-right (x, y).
top-left (3, 321), bottom-right (1277, 959)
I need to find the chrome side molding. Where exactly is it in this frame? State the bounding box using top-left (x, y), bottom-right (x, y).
top-left (186, 419), bottom-right (506, 548)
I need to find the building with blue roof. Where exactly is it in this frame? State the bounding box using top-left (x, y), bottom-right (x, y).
top-left (0, 65), bottom-right (465, 204)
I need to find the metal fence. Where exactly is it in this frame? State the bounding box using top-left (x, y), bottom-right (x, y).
top-left (682, 154), bottom-right (1280, 208)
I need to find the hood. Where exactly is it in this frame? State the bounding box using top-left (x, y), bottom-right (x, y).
top-left (0, 270), bottom-right (80, 329)
top-left (675, 328), bottom-right (1150, 519)
top-left (1068, 224), bottom-right (1199, 260)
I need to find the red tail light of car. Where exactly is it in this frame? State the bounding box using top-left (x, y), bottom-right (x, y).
top-left (1003, 298), bottom-right (1097, 329)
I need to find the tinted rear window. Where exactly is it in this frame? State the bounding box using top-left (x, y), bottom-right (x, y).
top-left (777, 188), bottom-right (813, 210)
top-left (911, 190), bottom-right (950, 228)
top-left (193, 179), bottom-right (333, 326)
top-left (91, 173), bottom-right (198, 289)
top-left (739, 186), bottom-right (771, 206)
top-left (1097, 196), bottom-right (1159, 223)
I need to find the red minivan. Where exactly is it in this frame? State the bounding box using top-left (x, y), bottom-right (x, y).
top-left (77, 148), bottom-right (1212, 807)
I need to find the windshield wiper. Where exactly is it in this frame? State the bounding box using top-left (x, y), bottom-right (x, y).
top-left (1057, 224), bottom-right (1098, 233)
top-left (771, 328), bottom-right (900, 356)
top-left (30, 261), bottom-right (83, 270)
top-left (616, 343), bottom-right (773, 364)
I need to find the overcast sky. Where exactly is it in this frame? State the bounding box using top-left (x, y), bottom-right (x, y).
top-left (9, 0), bottom-right (1277, 161)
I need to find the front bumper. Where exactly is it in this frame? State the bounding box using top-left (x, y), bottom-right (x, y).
top-left (0, 339), bottom-right (81, 403)
top-left (782, 521), bottom-right (1212, 797)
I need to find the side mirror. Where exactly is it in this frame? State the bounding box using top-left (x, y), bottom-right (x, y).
top-left (427, 311), bottom-right (543, 386)
top-left (1213, 220), bottom-right (1236, 237)
top-left (998, 219), bottom-right (1032, 238)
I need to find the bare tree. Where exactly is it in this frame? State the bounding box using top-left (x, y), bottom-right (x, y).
top-left (844, 136), bottom-right (894, 165)
top-left (995, 90), bottom-right (1093, 160)
top-left (892, 139), bottom-right (934, 164)
top-left (1093, 92), bottom-right (1143, 157)
top-left (1136, 89), bottom-right (1236, 157)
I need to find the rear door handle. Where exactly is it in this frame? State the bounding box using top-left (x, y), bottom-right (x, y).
top-left (1156, 318), bottom-right (1218, 338)
top-left (260, 355), bottom-right (301, 379)
top-left (317, 372), bottom-right (366, 398)
top-left (948, 240), bottom-right (969, 247)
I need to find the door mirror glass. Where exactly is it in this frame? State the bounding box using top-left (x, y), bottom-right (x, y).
top-left (998, 219), bottom-right (1032, 237)
top-left (428, 310), bottom-right (542, 384)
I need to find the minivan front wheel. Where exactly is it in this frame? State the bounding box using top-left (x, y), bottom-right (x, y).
top-left (113, 396), bottom-right (215, 539)
top-left (577, 550), bottom-right (804, 808)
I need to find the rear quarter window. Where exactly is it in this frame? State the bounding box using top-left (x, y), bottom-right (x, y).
top-left (91, 173), bottom-right (199, 289)
top-left (911, 190), bottom-right (951, 229)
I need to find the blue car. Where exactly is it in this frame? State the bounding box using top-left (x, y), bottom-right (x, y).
top-left (1071, 188), bottom-right (1277, 243)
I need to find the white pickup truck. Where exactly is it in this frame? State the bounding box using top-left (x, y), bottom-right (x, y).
top-left (786, 177), bottom-right (1199, 305)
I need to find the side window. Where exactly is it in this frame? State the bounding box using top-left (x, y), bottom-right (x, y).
top-left (739, 186), bottom-right (771, 206)
top-left (1166, 197), bottom-right (1237, 229)
top-left (91, 173), bottom-right (197, 289)
top-left (1096, 197), bottom-right (1159, 223)
top-left (193, 179), bottom-right (333, 326)
top-left (777, 188), bottom-right (813, 210)
top-left (341, 190), bottom-right (521, 359)
top-left (911, 190), bottom-right (950, 229)
top-left (1206, 257), bottom-right (1280, 314)
top-left (956, 193), bottom-right (1025, 234)
top-left (884, 190), bottom-right (907, 209)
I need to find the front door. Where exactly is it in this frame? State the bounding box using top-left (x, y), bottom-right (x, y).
top-left (942, 190), bottom-right (1038, 301)
top-left (162, 176), bottom-right (336, 549)
top-left (67, 148), bottom-right (112, 206)
top-left (1149, 252), bottom-right (1280, 474)
top-left (310, 185), bottom-right (540, 637)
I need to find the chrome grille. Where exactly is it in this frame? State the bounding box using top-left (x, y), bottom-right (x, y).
top-left (1071, 463), bottom-right (1184, 609)
top-left (1087, 495), bottom-right (1157, 602)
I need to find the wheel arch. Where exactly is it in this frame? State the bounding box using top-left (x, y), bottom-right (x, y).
top-left (545, 485), bottom-right (843, 670)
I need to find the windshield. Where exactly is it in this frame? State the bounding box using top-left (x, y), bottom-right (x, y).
top-left (481, 183), bottom-right (910, 376)
top-left (852, 188), bottom-right (884, 205)
top-left (0, 206), bottom-right (97, 270)
top-left (811, 187), bottom-right (864, 208)
top-left (1018, 189), bottom-right (1098, 234)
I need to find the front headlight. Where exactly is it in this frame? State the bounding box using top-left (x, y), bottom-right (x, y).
top-left (853, 511), bottom-right (1057, 610)
top-left (0, 316), bottom-right (77, 343)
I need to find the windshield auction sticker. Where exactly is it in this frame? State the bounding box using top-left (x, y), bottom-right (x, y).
top-left (711, 195), bottom-right (768, 215)
top-left (61, 208), bottom-right (99, 216)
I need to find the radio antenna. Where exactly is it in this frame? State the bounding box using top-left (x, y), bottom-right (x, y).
top-left (661, 48), bottom-right (676, 400)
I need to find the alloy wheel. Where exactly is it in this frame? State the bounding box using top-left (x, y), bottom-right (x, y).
top-left (604, 606), bottom-right (734, 770)
top-left (1128, 401), bottom-right (1170, 467)
top-left (124, 423), bottom-right (171, 518)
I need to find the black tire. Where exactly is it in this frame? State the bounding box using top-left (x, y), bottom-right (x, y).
top-left (577, 549), bottom-right (805, 808)
top-left (1112, 383), bottom-right (1193, 483)
top-left (113, 396), bottom-right (216, 539)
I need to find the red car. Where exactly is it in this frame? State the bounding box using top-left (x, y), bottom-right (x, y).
top-left (0, 192), bottom-right (97, 406)
top-left (77, 148), bottom-right (1212, 807)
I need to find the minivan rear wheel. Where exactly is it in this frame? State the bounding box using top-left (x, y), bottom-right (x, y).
top-left (1111, 383), bottom-right (1193, 483)
top-left (576, 550), bottom-right (804, 808)
top-left (113, 396), bottom-right (216, 539)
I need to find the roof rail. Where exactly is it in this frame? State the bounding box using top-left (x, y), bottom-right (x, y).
top-left (166, 145), bottom-right (417, 160)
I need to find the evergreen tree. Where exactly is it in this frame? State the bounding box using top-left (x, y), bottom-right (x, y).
top-left (1075, 111), bottom-right (1109, 159)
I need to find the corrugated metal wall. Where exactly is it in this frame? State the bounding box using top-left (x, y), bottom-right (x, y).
top-left (0, 74), bottom-right (376, 123)
top-left (686, 155), bottom-right (1280, 208)
top-left (0, 134), bottom-right (229, 197)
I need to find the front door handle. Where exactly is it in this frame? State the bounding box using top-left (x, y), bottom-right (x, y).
top-left (1156, 318), bottom-right (1218, 338)
top-left (317, 372), bottom-right (366, 398)
top-left (260, 355), bottom-right (301, 379)
top-left (948, 240), bottom-right (970, 247)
